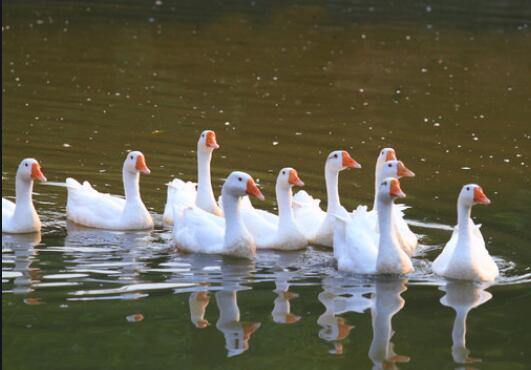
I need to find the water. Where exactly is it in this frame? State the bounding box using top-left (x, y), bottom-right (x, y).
top-left (2, 1), bottom-right (531, 369)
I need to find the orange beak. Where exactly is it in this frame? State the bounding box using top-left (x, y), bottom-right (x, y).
top-left (206, 131), bottom-right (219, 149)
top-left (473, 186), bottom-right (491, 205)
top-left (288, 169), bottom-right (304, 187)
top-left (246, 178), bottom-right (265, 201)
top-left (31, 162), bottom-right (47, 182)
top-left (342, 151), bottom-right (362, 169)
top-left (386, 149), bottom-right (397, 161)
top-left (397, 161), bottom-right (415, 177)
top-left (390, 178), bottom-right (406, 198)
top-left (135, 154), bottom-right (151, 174)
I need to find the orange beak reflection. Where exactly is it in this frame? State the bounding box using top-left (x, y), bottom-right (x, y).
top-left (386, 149), bottom-right (397, 161)
top-left (206, 131), bottom-right (220, 149)
top-left (342, 151), bottom-right (362, 169)
top-left (397, 161), bottom-right (415, 177)
top-left (288, 169), bottom-right (304, 187)
top-left (135, 155), bottom-right (151, 174)
top-left (390, 178), bottom-right (406, 198)
top-left (31, 162), bottom-right (47, 182)
top-left (246, 178), bottom-right (265, 201)
top-left (473, 186), bottom-right (491, 205)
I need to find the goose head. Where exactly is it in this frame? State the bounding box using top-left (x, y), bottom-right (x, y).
top-left (378, 148), bottom-right (397, 162)
top-left (224, 171), bottom-right (265, 201)
top-left (378, 177), bottom-right (406, 202)
top-left (277, 167), bottom-right (304, 190)
top-left (459, 184), bottom-right (491, 207)
top-left (197, 130), bottom-right (219, 152)
top-left (381, 160), bottom-right (415, 179)
top-left (325, 150), bottom-right (361, 173)
top-left (17, 158), bottom-right (47, 182)
top-left (124, 151), bottom-right (150, 175)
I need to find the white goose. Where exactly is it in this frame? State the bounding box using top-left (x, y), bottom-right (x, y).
top-left (432, 184), bottom-right (498, 282)
top-left (238, 168), bottom-right (308, 250)
top-left (163, 130), bottom-right (221, 224)
top-left (3, 158), bottom-right (47, 233)
top-left (293, 150), bottom-right (361, 247)
top-left (334, 178), bottom-right (414, 275)
top-left (172, 171), bottom-right (264, 259)
top-left (65, 151), bottom-right (153, 230)
top-left (373, 148), bottom-right (418, 256)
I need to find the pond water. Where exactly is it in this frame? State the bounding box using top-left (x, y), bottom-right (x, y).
top-left (2, 1), bottom-right (530, 369)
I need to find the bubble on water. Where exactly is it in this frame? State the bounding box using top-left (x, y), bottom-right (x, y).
top-left (504, 159), bottom-right (510, 163)
top-left (421, 68), bottom-right (428, 73)
top-left (426, 5), bottom-right (432, 12)
top-left (461, 167), bottom-right (471, 170)
top-left (63, 143), bottom-right (71, 148)
top-left (361, 34), bottom-right (366, 39)
top-left (272, 141), bottom-right (279, 146)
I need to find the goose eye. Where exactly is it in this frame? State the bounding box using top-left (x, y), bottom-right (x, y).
top-left (238, 177), bottom-right (242, 182)
top-left (25, 163), bottom-right (28, 167)
top-left (333, 154), bottom-right (338, 158)
top-left (388, 164), bottom-right (392, 167)
top-left (383, 181), bottom-right (387, 186)
top-left (130, 155), bottom-right (134, 160)
top-left (466, 187), bottom-right (470, 191)
top-left (282, 171), bottom-right (286, 175)
top-left (202, 134), bottom-right (205, 137)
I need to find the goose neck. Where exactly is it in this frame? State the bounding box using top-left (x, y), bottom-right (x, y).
top-left (221, 189), bottom-right (245, 236)
top-left (197, 149), bottom-right (215, 200)
top-left (123, 169), bottom-right (142, 204)
top-left (457, 201), bottom-right (472, 235)
top-left (377, 198), bottom-right (394, 242)
top-left (15, 176), bottom-right (34, 207)
top-left (325, 167), bottom-right (341, 213)
top-left (276, 184), bottom-right (296, 230)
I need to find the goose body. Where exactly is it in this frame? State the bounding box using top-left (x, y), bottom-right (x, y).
top-left (293, 150), bottom-right (361, 247)
top-left (172, 171), bottom-right (264, 259)
top-left (2, 159), bottom-right (47, 234)
top-left (65, 151), bottom-right (153, 231)
top-left (433, 184), bottom-right (498, 282)
top-left (333, 178), bottom-right (414, 275)
top-left (239, 168), bottom-right (308, 250)
top-left (163, 130), bottom-right (221, 224)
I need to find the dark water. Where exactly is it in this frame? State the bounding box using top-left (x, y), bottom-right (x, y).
top-left (2, 1), bottom-right (531, 369)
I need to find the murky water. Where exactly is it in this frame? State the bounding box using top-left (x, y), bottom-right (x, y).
top-left (2, 1), bottom-right (531, 369)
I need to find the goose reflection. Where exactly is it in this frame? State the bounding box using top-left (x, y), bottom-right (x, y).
top-left (318, 277), bottom-right (373, 354)
top-left (189, 291), bottom-right (211, 328)
top-left (272, 277), bottom-right (301, 324)
top-left (211, 260), bottom-right (261, 357)
top-left (215, 289), bottom-right (261, 357)
top-left (440, 280), bottom-right (492, 365)
top-left (369, 277), bottom-right (410, 370)
top-left (2, 232), bottom-right (42, 297)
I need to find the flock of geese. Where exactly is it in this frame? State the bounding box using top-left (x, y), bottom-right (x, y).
top-left (2, 129), bottom-right (500, 282)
